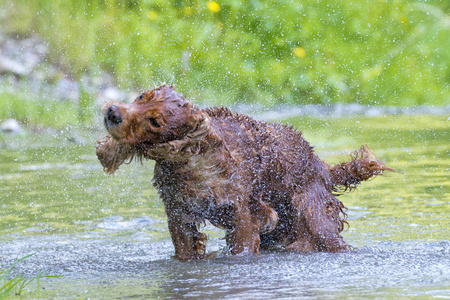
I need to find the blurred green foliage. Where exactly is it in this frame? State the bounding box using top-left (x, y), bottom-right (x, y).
top-left (0, 92), bottom-right (80, 128)
top-left (1, 0), bottom-right (449, 106)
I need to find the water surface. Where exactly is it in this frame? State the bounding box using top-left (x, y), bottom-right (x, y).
top-left (0, 114), bottom-right (448, 299)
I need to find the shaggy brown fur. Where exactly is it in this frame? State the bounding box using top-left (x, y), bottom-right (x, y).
top-left (96, 84), bottom-right (392, 260)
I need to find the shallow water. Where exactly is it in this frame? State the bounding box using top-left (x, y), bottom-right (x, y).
top-left (0, 114), bottom-right (449, 299)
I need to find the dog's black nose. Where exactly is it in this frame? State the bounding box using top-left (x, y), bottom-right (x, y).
top-left (105, 105), bottom-right (122, 125)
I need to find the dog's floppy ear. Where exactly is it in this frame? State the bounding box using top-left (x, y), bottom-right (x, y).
top-left (146, 110), bottom-right (212, 160)
top-left (96, 134), bottom-right (136, 174)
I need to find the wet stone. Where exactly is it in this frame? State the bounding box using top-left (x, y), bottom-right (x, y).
top-left (1, 118), bottom-right (21, 134)
top-left (0, 57), bottom-right (29, 76)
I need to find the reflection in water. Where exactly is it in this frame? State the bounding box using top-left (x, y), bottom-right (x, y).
top-left (0, 115), bottom-right (449, 298)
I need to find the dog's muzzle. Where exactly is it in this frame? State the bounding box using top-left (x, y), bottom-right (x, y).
top-left (104, 105), bottom-right (123, 127)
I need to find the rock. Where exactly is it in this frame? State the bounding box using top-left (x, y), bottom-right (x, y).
top-left (365, 107), bottom-right (385, 117)
top-left (348, 103), bottom-right (365, 114)
top-left (91, 71), bottom-right (115, 89)
top-left (66, 134), bottom-right (86, 144)
top-left (55, 78), bottom-right (79, 101)
top-left (1, 118), bottom-right (22, 134)
top-left (0, 36), bottom-right (46, 76)
top-left (0, 57), bottom-right (29, 76)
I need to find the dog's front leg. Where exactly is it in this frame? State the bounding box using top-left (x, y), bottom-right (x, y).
top-left (165, 208), bottom-right (207, 260)
top-left (226, 206), bottom-right (261, 255)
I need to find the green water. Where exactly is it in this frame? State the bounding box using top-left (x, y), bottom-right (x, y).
top-left (0, 114), bottom-right (449, 299)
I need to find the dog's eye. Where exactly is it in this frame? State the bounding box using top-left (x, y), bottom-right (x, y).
top-left (147, 117), bottom-right (160, 128)
top-left (138, 94), bottom-right (145, 101)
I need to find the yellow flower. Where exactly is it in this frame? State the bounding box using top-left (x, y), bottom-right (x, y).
top-left (147, 10), bottom-right (157, 20)
top-left (207, 1), bottom-right (221, 13)
top-left (292, 47), bottom-right (306, 58)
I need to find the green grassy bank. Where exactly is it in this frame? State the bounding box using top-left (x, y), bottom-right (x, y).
top-left (1, 0), bottom-right (448, 108)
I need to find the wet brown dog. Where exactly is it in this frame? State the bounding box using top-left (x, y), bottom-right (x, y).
top-left (96, 84), bottom-right (392, 260)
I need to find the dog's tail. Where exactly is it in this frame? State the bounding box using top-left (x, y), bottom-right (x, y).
top-left (329, 145), bottom-right (395, 192)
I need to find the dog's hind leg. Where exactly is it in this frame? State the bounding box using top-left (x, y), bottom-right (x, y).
top-left (287, 183), bottom-right (350, 253)
top-left (226, 204), bottom-right (262, 255)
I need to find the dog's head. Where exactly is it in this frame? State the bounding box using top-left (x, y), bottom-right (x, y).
top-left (103, 85), bottom-right (203, 146)
top-left (97, 85), bottom-right (209, 173)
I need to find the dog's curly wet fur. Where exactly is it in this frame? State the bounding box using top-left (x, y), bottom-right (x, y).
top-left (96, 84), bottom-right (392, 260)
